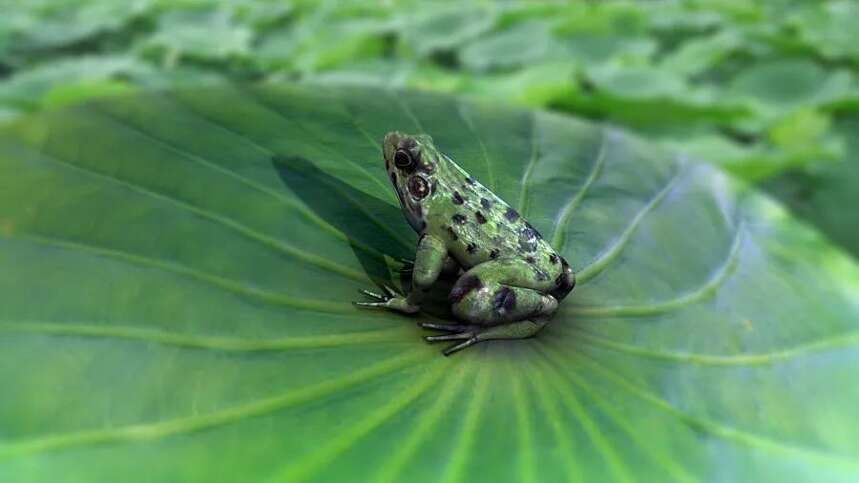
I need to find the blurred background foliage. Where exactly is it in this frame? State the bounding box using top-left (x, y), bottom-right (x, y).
top-left (1, 0), bottom-right (856, 255)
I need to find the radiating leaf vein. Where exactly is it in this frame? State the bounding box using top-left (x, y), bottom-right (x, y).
top-left (571, 327), bottom-right (859, 366)
top-left (0, 351), bottom-right (430, 459)
top-left (271, 359), bottom-right (450, 483)
top-left (7, 140), bottom-right (371, 282)
top-left (578, 352), bottom-right (859, 471)
top-left (551, 127), bottom-right (608, 250)
top-left (0, 321), bottom-right (412, 351)
top-left (576, 164), bottom-right (685, 284)
top-left (570, 222), bottom-right (744, 317)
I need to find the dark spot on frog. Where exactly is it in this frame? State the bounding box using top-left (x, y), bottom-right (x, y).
top-left (489, 249), bottom-right (500, 259)
top-left (533, 269), bottom-right (549, 282)
top-left (431, 182), bottom-right (437, 196)
top-left (549, 265), bottom-right (576, 299)
top-left (446, 226), bottom-right (458, 240)
top-left (420, 221), bottom-right (427, 231)
top-left (475, 211), bottom-right (487, 224)
top-left (549, 254), bottom-right (559, 265)
top-left (390, 171), bottom-right (397, 184)
top-left (493, 287), bottom-right (517, 313)
top-left (452, 214), bottom-right (467, 225)
top-left (452, 191), bottom-right (464, 205)
top-left (465, 176), bottom-right (476, 185)
top-left (450, 274), bottom-right (482, 303)
top-left (519, 226), bottom-right (539, 252)
top-left (399, 138), bottom-right (417, 150)
top-left (505, 207), bottom-right (519, 221)
top-left (466, 243), bottom-right (477, 254)
top-left (525, 256), bottom-right (535, 264)
top-left (525, 221), bottom-right (543, 239)
top-left (480, 198), bottom-right (492, 209)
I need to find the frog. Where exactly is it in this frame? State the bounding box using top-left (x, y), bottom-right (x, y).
top-left (355, 131), bottom-right (575, 356)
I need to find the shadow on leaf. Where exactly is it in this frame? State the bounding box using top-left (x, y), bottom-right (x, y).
top-left (271, 154), bottom-right (412, 285)
top-left (271, 154), bottom-right (458, 318)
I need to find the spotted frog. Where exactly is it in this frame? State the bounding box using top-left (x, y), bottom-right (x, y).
top-left (356, 132), bottom-right (575, 355)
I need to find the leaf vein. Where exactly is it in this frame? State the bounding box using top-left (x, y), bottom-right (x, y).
top-left (551, 127), bottom-right (608, 250)
top-left (0, 351), bottom-right (429, 459)
top-left (576, 351), bottom-right (859, 471)
top-left (91, 106), bottom-right (390, 261)
top-left (6, 140), bottom-right (370, 282)
top-left (576, 163), bottom-right (685, 284)
top-left (571, 221), bottom-right (744, 317)
top-left (516, 111), bottom-right (540, 216)
top-left (570, 327), bottom-right (859, 366)
top-left (0, 321), bottom-right (412, 351)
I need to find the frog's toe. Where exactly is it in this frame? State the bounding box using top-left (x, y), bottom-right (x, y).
top-left (442, 338), bottom-right (480, 356)
top-left (353, 301), bottom-right (388, 309)
top-left (381, 284), bottom-right (400, 297)
top-left (354, 294), bottom-right (418, 314)
top-left (358, 289), bottom-right (387, 301)
top-left (419, 322), bottom-right (480, 333)
top-left (423, 328), bottom-right (482, 354)
top-left (424, 332), bottom-right (474, 342)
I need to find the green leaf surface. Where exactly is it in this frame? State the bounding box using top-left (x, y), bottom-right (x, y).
top-left (140, 9), bottom-right (254, 62)
top-left (398, 4), bottom-right (497, 56)
top-left (787, 1), bottom-right (859, 61)
top-left (0, 56), bottom-right (156, 112)
top-left (458, 21), bottom-right (559, 72)
top-left (764, 114), bottom-right (859, 257)
top-left (726, 59), bottom-right (854, 120)
top-left (0, 84), bottom-right (858, 482)
top-left (0, 0), bottom-right (150, 55)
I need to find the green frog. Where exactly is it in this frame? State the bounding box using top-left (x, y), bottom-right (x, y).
top-left (356, 132), bottom-right (575, 355)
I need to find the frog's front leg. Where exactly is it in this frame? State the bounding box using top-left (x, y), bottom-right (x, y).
top-left (399, 252), bottom-right (459, 277)
top-left (355, 234), bottom-right (447, 314)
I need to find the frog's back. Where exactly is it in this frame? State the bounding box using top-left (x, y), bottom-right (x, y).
top-left (425, 172), bottom-right (572, 296)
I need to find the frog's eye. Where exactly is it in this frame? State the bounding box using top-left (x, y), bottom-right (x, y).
top-left (394, 149), bottom-right (414, 169)
top-left (408, 175), bottom-right (430, 199)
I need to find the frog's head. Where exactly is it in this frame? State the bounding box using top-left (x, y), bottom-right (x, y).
top-left (383, 131), bottom-right (445, 232)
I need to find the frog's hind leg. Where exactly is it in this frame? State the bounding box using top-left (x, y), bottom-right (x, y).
top-left (418, 322), bottom-right (481, 332)
top-left (428, 319), bottom-right (551, 356)
top-left (434, 284), bottom-right (557, 355)
top-left (449, 275), bottom-right (559, 326)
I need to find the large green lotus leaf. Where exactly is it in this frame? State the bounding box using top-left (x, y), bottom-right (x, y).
top-left (0, 84), bottom-right (858, 483)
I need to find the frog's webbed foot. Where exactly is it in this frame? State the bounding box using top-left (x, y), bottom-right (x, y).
top-left (420, 323), bottom-right (483, 355)
top-left (425, 331), bottom-right (481, 356)
top-left (357, 283), bottom-right (398, 301)
top-left (423, 319), bottom-right (549, 356)
top-left (354, 284), bottom-right (419, 314)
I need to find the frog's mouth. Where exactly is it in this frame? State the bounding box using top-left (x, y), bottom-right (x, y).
top-left (399, 186), bottom-right (425, 232)
top-left (388, 174), bottom-right (425, 232)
